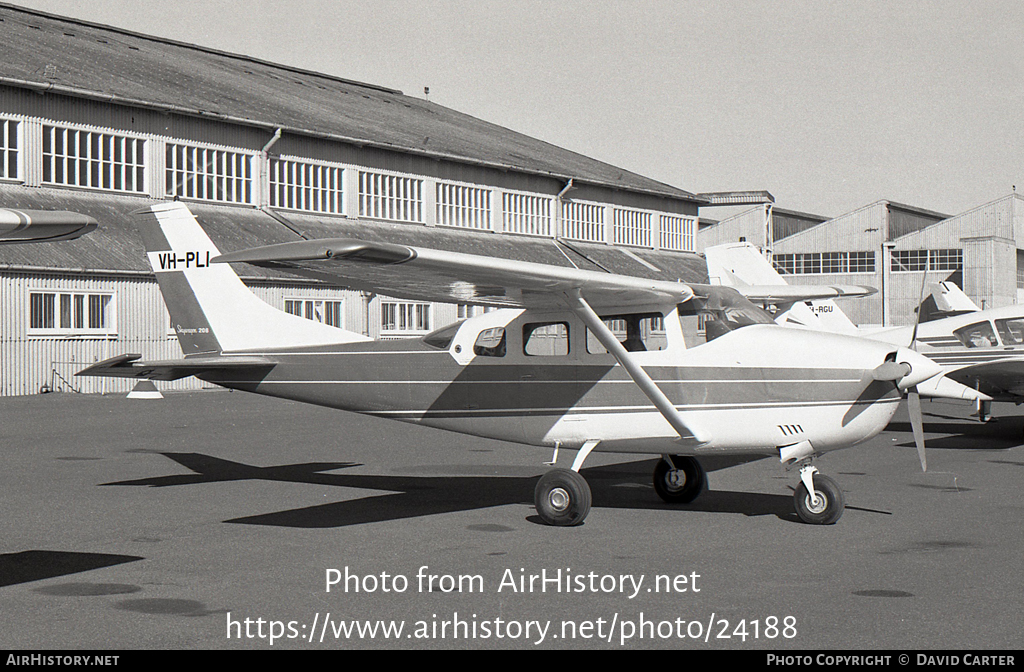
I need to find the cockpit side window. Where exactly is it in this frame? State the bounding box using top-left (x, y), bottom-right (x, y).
top-left (473, 327), bottom-right (506, 357)
top-left (953, 321), bottom-right (997, 348)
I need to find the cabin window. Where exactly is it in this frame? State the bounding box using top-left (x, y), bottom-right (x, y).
top-left (995, 319), bottom-right (1024, 345)
top-left (473, 327), bottom-right (506, 357)
top-left (523, 322), bottom-right (569, 356)
top-left (954, 321), bottom-right (997, 348)
top-left (586, 313), bottom-right (666, 353)
top-left (28, 290), bottom-right (115, 336)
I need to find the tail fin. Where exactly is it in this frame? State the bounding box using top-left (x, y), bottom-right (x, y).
top-left (137, 202), bottom-right (369, 354)
top-left (704, 241), bottom-right (858, 333)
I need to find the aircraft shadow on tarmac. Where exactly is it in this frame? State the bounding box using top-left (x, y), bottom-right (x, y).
top-left (0, 550), bottom-right (143, 588)
top-left (887, 411), bottom-right (1024, 451)
top-left (102, 452), bottom-right (802, 528)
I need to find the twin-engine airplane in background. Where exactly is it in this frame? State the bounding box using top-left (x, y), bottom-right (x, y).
top-left (0, 208), bottom-right (97, 243)
top-left (80, 203), bottom-right (946, 526)
top-left (705, 241), bottom-right (1023, 424)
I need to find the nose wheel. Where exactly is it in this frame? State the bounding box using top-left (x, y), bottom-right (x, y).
top-left (534, 468), bottom-right (592, 526)
top-left (653, 455), bottom-right (706, 504)
top-left (793, 466), bottom-right (844, 525)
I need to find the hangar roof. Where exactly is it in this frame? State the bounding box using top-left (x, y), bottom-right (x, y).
top-left (0, 186), bottom-right (709, 285)
top-left (0, 3), bottom-right (702, 204)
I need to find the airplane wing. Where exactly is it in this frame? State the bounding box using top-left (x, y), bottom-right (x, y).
top-left (213, 238), bottom-right (695, 310)
top-left (0, 209), bottom-right (98, 244)
top-left (76, 353), bottom-right (275, 381)
top-left (945, 358), bottom-right (1024, 398)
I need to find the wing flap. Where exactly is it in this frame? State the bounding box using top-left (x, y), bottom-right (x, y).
top-left (76, 353), bottom-right (275, 381)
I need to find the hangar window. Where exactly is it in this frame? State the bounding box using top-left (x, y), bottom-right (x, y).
top-left (28, 290), bottom-right (115, 336)
top-left (42, 125), bottom-right (145, 193)
top-left (503, 192), bottom-right (552, 236)
top-left (284, 298), bottom-right (344, 328)
top-left (0, 118), bottom-right (18, 181)
top-left (436, 182), bottom-right (491, 230)
top-left (660, 214), bottom-right (696, 252)
top-left (166, 143), bottom-right (253, 204)
top-left (773, 251), bottom-right (875, 275)
top-left (613, 208), bottom-right (651, 247)
top-left (359, 171), bottom-right (423, 223)
top-left (562, 201), bottom-right (605, 242)
top-left (269, 159), bottom-right (343, 214)
top-left (891, 249), bottom-right (962, 272)
top-left (381, 301), bottom-right (431, 335)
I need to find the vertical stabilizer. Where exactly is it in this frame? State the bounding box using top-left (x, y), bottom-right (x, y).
top-left (136, 202), bottom-right (369, 354)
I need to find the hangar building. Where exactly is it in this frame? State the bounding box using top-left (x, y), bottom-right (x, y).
top-left (698, 194), bottom-right (1024, 328)
top-left (0, 4), bottom-right (708, 396)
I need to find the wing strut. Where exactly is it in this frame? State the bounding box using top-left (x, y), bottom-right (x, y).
top-left (564, 289), bottom-right (708, 444)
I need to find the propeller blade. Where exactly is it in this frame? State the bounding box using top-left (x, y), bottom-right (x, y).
top-left (907, 387), bottom-right (926, 471)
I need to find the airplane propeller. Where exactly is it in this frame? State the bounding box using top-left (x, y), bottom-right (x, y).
top-left (870, 350), bottom-right (932, 472)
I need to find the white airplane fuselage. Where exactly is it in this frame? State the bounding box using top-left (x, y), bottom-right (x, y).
top-left (198, 306), bottom-right (927, 458)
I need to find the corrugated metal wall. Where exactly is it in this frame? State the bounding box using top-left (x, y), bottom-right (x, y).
top-left (0, 272), bottom-right (395, 397)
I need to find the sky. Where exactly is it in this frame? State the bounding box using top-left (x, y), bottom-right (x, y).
top-left (10, 0), bottom-right (1024, 218)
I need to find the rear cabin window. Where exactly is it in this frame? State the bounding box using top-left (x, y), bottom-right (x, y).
top-left (421, 321), bottom-right (463, 349)
top-left (523, 322), bottom-right (569, 356)
top-left (995, 318), bottom-right (1024, 345)
top-left (586, 313), bottom-right (667, 353)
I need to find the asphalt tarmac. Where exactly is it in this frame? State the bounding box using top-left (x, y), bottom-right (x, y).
top-left (1, 388), bottom-right (1022, 650)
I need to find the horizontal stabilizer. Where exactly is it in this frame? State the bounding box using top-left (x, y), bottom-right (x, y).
top-left (735, 284), bottom-right (877, 302)
top-left (0, 209), bottom-right (97, 244)
top-left (76, 353), bottom-right (274, 381)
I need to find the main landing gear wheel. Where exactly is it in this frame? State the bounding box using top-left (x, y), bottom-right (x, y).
top-left (793, 473), bottom-right (844, 525)
top-left (534, 468), bottom-right (592, 526)
top-left (653, 456), bottom-right (706, 504)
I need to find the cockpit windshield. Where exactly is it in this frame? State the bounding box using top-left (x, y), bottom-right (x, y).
top-left (681, 286), bottom-right (776, 342)
top-left (421, 320), bottom-right (464, 349)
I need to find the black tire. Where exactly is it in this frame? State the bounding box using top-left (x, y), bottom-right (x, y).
top-left (793, 473), bottom-right (844, 525)
top-left (653, 456), bottom-right (706, 504)
top-left (534, 468), bottom-right (592, 526)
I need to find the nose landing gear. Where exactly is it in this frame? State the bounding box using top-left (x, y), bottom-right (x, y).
top-left (793, 464), bottom-right (844, 525)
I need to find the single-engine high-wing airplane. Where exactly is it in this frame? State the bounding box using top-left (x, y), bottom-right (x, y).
top-left (79, 203), bottom-right (945, 526)
top-left (705, 241), bottom-right (1021, 426)
top-left (0, 208), bottom-right (97, 243)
